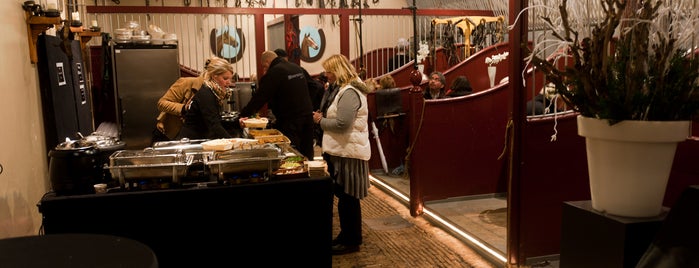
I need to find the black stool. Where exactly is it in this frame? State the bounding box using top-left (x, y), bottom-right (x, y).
top-left (0, 233), bottom-right (158, 268)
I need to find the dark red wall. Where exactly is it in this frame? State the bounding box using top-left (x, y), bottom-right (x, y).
top-left (406, 83), bottom-right (511, 202)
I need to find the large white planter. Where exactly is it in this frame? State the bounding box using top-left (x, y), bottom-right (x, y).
top-left (577, 115), bottom-right (690, 217)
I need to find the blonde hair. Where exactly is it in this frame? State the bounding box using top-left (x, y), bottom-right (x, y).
top-left (201, 56), bottom-right (235, 81)
top-left (322, 54), bottom-right (358, 88)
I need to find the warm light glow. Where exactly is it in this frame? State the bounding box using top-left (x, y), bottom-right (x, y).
top-left (369, 174), bottom-right (508, 264)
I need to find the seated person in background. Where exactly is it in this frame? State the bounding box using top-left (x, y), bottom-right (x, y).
top-left (378, 75), bottom-right (396, 90)
top-left (387, 38), bottom-right (410, 72)
top-left (424, 71), bottom-right (447, 99)
top-left (176, 56), bottom-right (236, 139)
top-left (445, 75), bottom-right (473, 97)
top-left (526, 83), bottom-right (567, 115)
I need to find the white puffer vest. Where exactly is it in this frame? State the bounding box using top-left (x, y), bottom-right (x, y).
top-left (322, 84), bottom-right (371, 160)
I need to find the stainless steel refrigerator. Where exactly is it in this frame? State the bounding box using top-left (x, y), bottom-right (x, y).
top-left (111, 43), bottom-right (180, 149)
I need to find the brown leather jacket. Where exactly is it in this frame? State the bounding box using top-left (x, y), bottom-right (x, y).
top-left (156, 76), bottom-right (204, 139)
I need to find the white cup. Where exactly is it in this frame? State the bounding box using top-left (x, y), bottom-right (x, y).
top-left (94, 183), bottom-right (108, 194)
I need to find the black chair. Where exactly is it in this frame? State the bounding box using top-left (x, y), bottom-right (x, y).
top-left (636, 185), bottom-right (699, 268)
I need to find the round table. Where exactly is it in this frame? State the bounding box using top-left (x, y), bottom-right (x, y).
top-left (0, 233), bottom-right (158, 267)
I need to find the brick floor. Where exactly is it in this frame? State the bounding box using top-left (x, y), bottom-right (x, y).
top-left (331, 186), bottom-right (498, 268)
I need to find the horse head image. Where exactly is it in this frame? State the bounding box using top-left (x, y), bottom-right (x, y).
top-left (301, 33), bottom-right (319, 59)
top-left (216, 28), bottom-right (239, 57)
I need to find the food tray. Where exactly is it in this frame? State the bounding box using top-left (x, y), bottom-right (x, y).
top-left (256, 135), bottom-right (290, 144)
top-left (247, 129), bottom-right (290, 144)
top-left (248, 129), bottom-right (283, 137)
top-left (229, 138), bottom-right (264, 150)
top-left (107, 148), bottom-right (193, 185)
top-left (205, 147), bottom-right (283, 180)
top-left (274, 156), bottom-right (308, 180)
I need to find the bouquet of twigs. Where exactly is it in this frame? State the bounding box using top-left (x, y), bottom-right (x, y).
top-left (518, 0), bottom-right (699, 124)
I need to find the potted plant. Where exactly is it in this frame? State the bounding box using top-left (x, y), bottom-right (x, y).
top-left (520, 0), bottom-right (699, 217)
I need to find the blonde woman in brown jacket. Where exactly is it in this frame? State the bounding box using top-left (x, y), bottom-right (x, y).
top-left (155, 76), bottom-right (204, 140)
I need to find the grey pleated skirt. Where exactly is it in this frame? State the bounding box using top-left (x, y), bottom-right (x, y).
top-left (326, 154), bottom-right (370, 199)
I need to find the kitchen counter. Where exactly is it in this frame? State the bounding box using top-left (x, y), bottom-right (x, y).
top-left (38, 176), bottom-right (333, 267)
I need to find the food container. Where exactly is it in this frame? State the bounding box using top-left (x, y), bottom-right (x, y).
top-left (274, 155), bottom-right (308, 180)
top-left (306, 160), bottom-right (329, 177)
top-left (205, 146), bottom-right (283, 181)
top-left (114, 28), bottom-right (133, 41)
top-left (247, 129), bottom-right (283, 137)
top-left (49, 139), bottom-right (103, 196)
top-left (148, 24), bottom-right (166, 39)
top-left (246, 129), bottom-right (291, 144)
top-left (131, 34), bottom-right (151, 44)
top-left (201, 138), bottom-right (262, 151)
top-left (162, 33), bottom-right (178, 45)
top-left (243, 117), bottom-right (269, 129)
top-left (107, 148), bottom-right (193, 187)
top-left (151, 139), bottom-right (213, 183)
top-left (230, 138), bottom-right (264, 150)
top-left (126, 20), bottom-right (141, 31)
top-left (201, 139), bottom-right (233, 151)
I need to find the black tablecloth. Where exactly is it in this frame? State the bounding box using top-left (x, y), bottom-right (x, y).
top-left (37, 176), bottom-right (333, 267)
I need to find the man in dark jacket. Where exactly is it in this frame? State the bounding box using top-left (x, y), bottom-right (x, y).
top-left (275, 48), bottom-right (324, 111)
top-left (239, 50), bottom-right (315, 160)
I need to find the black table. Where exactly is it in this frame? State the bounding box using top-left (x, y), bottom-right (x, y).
top-left (0, 233), bottom-right (158, 267)
top-left (560, 200), bottom-right (667, 268)
top-left (38, 176), bottom-right (333, 267)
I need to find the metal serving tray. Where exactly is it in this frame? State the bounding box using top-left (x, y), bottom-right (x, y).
top-left (204, 147), bottom-right (283, 180)
top-left (107, 148), bottom-right (193, 185)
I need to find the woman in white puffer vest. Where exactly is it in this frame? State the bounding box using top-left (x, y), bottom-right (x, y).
top-left (312, 54), bottom-right (371, 255)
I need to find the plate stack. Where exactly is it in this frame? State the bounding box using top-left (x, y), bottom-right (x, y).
top-left (306, 160), bottom-right (328, 177)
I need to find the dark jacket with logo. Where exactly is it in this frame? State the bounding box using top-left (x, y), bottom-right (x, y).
top-left (240, 57), bottom-right (313, 121)
top-left (240, 57), bottom-right (315, 159)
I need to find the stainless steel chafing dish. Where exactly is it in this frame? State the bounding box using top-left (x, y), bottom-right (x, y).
top-left (152, 138), bottom-right (211, 171)
top-left (107, 148), bottom-right (193, 186)
top-left (152, 138), bottom-right (207, 151)
top-left (204, 145), bottom-right (283, 181)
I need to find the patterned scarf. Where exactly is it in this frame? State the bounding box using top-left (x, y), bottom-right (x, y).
top-left (204, 79), bottom-right (230, 107)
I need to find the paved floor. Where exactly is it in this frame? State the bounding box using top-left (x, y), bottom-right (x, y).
top-left (331, 186), bottom-right (498, 268)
